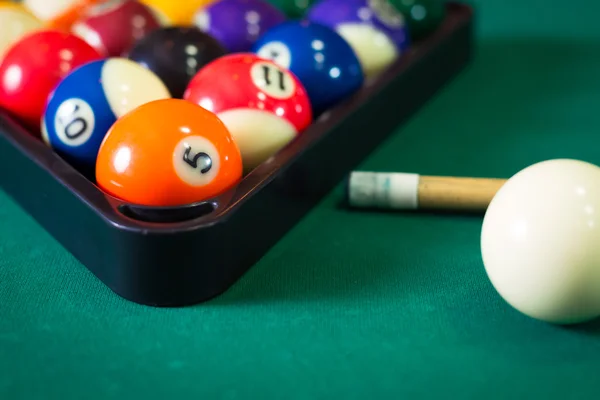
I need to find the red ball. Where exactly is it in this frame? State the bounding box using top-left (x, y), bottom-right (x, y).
top-left (0, 29), bottom-right (102, 132)
top-left (184, 53), bottom-right (312, 170)
top-left (72, 0), bottom-right (163, 57)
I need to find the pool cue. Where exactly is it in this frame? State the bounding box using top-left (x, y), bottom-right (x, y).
top-left (345, 171), bottom-right (507, 212)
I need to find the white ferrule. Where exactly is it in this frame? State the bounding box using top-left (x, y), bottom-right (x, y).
top-left (347, 171), bottom-right (420, 209)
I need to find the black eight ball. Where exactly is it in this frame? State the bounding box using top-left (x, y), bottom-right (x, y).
top-left (127, 27), bottom-right (227, 98)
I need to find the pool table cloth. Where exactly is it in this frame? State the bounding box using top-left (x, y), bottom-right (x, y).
top-left (2, 0), bottom-right (600, 398)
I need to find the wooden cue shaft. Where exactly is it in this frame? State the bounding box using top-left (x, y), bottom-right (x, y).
top-left (417, 176), bottom-right (507, 211)
top-left (346, 172), bottom-right (508, 212)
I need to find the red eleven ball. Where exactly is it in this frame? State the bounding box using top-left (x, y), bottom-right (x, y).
top-left (184, 53), bottom-right (313, 171)
top-left (71, 0), bottom-right (164, 57)
top-left (0, 29), bottom-right (102, 133)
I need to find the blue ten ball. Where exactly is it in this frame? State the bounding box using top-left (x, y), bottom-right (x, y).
top-left (253, 20), bottom-right (364, 115)
top-left (42, 57), bottom-right (171, 176)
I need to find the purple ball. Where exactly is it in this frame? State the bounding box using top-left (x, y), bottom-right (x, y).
top-left (307, 0), bottom-right (410, 52)
top-left (194, 0), bottom-right (287, 53)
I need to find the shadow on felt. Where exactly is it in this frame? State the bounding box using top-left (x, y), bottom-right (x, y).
top-left (206, 36), bottom-right (600, 311)
top-left (562, 317), bottom-right (600, 336)
top-left (208, 210), bottom-right (475, 306)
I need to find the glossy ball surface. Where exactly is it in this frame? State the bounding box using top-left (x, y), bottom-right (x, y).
top-left (193, 0), bottom-right (286, 53)
top-left (253, 20), bottom-right (363, 115)
top-left (96, 99), bottom-right (243, 207)
top-left (23, 0), bottom-right (101, 30)
top-left (184, 53), bottom-right (312, 170)
top-left (128, 26), bottom-right (227, 98)
top-left (265, 0), bottom-right (315, 19)
top-left (0, 29), bottom-right (102, 132)
top-left (139, 0), bottom-right (216, 25)
top-left (390, 0), bottom-right (445, 40)
top-left (481, 159), bottom-right (600, 325)
top-left (72, 0), bottom-right (163, 57)
top-left (42, 58), bottom-right (171, 175)
top-left (0, 3), bottom-right (43, 63)
top-left (307, 0), bottom-right (410, 77)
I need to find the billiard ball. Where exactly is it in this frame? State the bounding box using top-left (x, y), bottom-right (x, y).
top-left (23, 0), bottom-right (100, 30)
top-left (193, 0), bottom-right (287, 53)
top-left (253, 20), bottom-right (363, 115)
top-left (183, 53), bottom-right (312, 170)
top-left (139, 0), bottom-right (216, 25)
top-left (481, 159), bottom-right (600, 325)
top-left (0, 29), bottom-right (102, 132)
top-left (96, 98), bottom-right (243, 207)
top-left (390, 0), bottom-right (446, 40)
top-left (42, 58), bottom-right (171, 176)
top-left (307, 0), bottom-right (411, 78)
top-left (265, 0), bottom-right (316, 19)
top-left (0, 2), bottom-right (43, 63)
top-left (71, 0), bottom-right (164, 57)
top-left (127, 26), bottom-right (227, 98)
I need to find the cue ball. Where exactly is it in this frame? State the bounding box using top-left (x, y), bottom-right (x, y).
top-left (481, 159), bottom-right (600, 325)
top-left (96, 99), bottom-right (243, 207)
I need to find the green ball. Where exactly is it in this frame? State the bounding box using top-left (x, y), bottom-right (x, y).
top-left (265, 0), bottom-right (316, 19)
top-left (390, 0), bottom-right (447, 40)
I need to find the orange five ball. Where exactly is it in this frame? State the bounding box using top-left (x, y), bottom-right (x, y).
top-left (96, 99), bottom-right (243, 207)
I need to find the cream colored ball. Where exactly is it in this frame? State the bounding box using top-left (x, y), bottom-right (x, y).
top-left (481, 159), bottom-right (600, 324)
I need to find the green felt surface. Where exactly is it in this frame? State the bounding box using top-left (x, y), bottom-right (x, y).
top-left (3, 0), bottom-right (600, 398)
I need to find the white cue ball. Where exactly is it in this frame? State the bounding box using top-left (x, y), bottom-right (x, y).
top-left (481, 159), bottom-right (600, 324)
